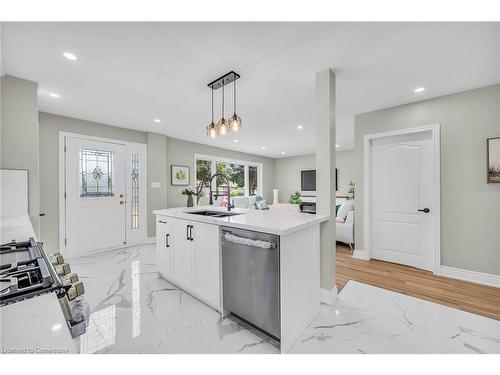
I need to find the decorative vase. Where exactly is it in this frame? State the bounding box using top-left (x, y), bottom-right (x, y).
top-left (187, 196), bottom-right (194, 207)
top-left (273, 189), bottom-right (279, 205)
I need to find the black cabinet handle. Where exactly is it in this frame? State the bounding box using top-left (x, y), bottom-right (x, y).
top-left (158, 220), bottom-right (167, 224)
top-left (166, 233), bottom-right (170, 247)
top-left (189, 225), bottom-right (194, 241)
top-left (186, 225), bottom-right (190, 240)
top-left (417, 208), bottom-right (430, 213)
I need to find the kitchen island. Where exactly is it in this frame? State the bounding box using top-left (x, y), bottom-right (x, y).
top-left (153, 206), bottom-right (329, 353)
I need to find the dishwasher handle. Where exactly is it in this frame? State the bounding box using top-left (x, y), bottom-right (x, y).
top-left (223, 231), bottom-right (277, 249)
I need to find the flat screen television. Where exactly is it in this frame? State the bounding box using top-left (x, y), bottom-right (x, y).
top-left (301, 170), bottom-right (316, 192)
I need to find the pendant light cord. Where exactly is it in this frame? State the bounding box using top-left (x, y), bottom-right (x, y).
top-left (233, 79), bottom-right (236, 114)
top-left (222, 84), bottom-right (225, 118)
top-left (211, 88), bottom-right (214, 123)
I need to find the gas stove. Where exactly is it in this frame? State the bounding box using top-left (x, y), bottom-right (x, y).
top-left (0, 238), bottom-right (67, 306)
top-left (0, 238), bottom-right (88, 338)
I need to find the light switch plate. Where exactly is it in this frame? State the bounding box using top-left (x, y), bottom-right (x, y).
top-left (151, 182), bottom-right (161, 188)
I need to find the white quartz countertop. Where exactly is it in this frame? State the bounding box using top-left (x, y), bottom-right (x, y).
top-left (0, 215), bottom-right (36, 244)
top-left (153, 206), bottom-right (329, 236)
top-left (0, 293), bottom-right (77, 354)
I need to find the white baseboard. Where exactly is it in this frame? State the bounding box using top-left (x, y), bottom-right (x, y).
top-left (145, 236), bottom-right (156, 244)
top-left (352, 248), bottom-right (368, 260)
top-left (320, 285), bottom-right (338, 305)
top-left (437, 266), bottom-right (500, 288)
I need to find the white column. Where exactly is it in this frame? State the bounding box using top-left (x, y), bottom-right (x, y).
top-left (315, 69), bottom-right (337, 302)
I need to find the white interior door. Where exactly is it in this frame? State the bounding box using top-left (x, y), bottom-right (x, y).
top-left (370, 129), bottom-right (437, 271)
top-left (65, 136), bottom-right (126, 256)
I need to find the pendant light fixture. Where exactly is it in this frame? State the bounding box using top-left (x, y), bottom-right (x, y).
top-left (206, 87), bottom-right (218, 138)
top-left (218, 84), bottom-right (229, 135)
top-left (206, 71), bottom-right (241, 138)
top-left (229, 78), bottom-right (242, 132)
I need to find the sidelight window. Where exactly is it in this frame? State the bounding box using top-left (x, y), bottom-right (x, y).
top-left (131, 152), bottom-right (140, 229)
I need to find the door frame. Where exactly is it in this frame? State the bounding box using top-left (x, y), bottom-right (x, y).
top-left (363, 124), bottom-right (441, 273)
top-left (58, 131), bottom-right (148, 257)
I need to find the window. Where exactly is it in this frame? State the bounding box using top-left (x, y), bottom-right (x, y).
top-left (215, 162), bottom-right (245, 197)
top-left (80, 149), bottom-right (115, 197)
top-left (248, 166), bottom-right (258, 196)
top-left (195, 155), bottom-right (262, 204)
top-left (131, 153), bottom-right (139, 229)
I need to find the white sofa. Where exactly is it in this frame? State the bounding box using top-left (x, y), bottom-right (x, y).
top-left (336, 199), bottom-right (354, 250)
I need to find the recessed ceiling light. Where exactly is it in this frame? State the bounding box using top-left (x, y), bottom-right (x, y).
top-left (297, 125), bottom-right (304, 129)
top-left (62, 52), bottom-right (77, 61)
top-left (280, 151), bottom-right (286, 155)
top-left (261, 146), bottom-right (266, 150)
top-left (49, 93), bottom-right (60, 98)
top-left (234, 139), bottom-right (239, 143)
top-left (414, 87), bottom-right (425, 93)
top-left (336, 144), bottom-right (340, 148)
top-left (153, 119), bottom-right (161, 123)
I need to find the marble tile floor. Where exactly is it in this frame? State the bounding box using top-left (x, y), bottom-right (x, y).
top-left (70, 244), bottom-right (500, 354)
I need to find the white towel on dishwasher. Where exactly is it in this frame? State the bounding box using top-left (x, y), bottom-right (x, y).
top-left (224, 233), bottom-right (272, 249)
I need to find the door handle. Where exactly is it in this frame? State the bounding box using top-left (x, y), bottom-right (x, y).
top-left (417, 208), bottom-right (430, 213)
top-left (166, 234), bottom-right (170, 247)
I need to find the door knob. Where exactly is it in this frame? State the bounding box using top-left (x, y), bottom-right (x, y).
top-left (120, 200), bottom-right (125, 205)
top-left (120, 194), bottom-right (124, 198)
top-left (417, 208), bottom-right (430, 213)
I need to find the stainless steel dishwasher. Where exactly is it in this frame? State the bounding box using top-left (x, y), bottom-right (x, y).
top-left (221, 226), bottom-right (280, 339)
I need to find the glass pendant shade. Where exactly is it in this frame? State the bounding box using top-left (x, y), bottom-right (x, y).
top-left (207, 122), bottom-right (218, 138)
top-left (218, 118), bottom-right (229, 135)
top-left (230, 113), bottom-right (242, 131)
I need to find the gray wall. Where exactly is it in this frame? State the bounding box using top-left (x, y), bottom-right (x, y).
top-left (166, 137), bottom-right (275, 208)
top-left (38, 112), bottom-right (148, 251)
top-left (274, 151), bottom-right (356, 202)
top-left (335, 150), bottom-right (356, 196)
top-left (274, 154), bottom-right (315, 203)
top-left (354, 84), bottom-right (500, 276)
top-left (1, 75), bottom-right (40, 236)
top-left (147, 132), bottom-right (168, 237)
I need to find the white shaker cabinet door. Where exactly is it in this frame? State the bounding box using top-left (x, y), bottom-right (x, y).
top-left (169, 218), bottom-right (194, 289)
top-left (192, 222), bottom-right (221, 308)
top-left (156, 218), bottom-right (172, 277)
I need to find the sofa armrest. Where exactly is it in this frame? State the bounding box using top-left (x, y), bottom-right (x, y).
top-left (344, 210), bottom-right (354, 225)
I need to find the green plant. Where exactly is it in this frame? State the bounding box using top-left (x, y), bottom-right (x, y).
top-left (181, 186), bottom-right (197, 197)
top-left (289, 191), bottom-right (302, 205)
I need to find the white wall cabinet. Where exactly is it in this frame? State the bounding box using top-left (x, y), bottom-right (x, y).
top-left (156, 216), bottom-right (221, 310)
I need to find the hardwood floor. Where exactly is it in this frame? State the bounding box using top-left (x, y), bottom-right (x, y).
top-left (336, 243), bottom-right (500, 321)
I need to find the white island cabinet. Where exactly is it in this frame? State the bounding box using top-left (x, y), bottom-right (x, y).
top-left (156, 216), bottom-right (221, 310)
top-left (153, 206), bottom-right (329, 353)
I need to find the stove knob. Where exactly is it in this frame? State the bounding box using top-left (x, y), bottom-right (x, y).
top-left (66, 281), bottom-right (85, 301)
top-left (49, 253), bottom-right (65, 265)
top-left (61, 273), bottom-right (79, 285)
top-left (55, 263), bottom-right (71, 276)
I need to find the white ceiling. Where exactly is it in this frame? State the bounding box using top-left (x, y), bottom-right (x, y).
top-left (3, 22), bottom-right (499, 157)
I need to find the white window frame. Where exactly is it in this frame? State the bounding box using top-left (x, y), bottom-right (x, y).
top-left (194, 153), bottom-right (263, 200)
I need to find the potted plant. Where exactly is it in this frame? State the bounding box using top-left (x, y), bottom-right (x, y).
top-left (181, 186), bottom-right (197, 207)
top-left (289, 191), bottom-right (302, 205)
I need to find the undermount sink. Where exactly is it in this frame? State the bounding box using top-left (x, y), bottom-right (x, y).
top-left (185, 210), bottom-right (243, 218)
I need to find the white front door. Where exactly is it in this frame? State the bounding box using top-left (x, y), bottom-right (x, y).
top-left (65, 136), bottom-right (126, 256)
top-left (369, 129), bottom-right (438, 271)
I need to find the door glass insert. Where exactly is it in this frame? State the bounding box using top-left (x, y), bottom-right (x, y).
top-left (131, 152), bottom-right (139, 229)
top-left (80, 149), bottom-right (115, 197)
